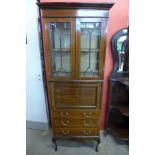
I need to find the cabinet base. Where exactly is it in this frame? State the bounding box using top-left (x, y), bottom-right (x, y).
top-left (104, 128), bottom-right (128, 145)
top-left (52, 136), bottom-right (100, 152)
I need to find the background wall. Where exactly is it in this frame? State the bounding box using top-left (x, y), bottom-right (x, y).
top-left (26, 0), bottom-right (49, 129)
top-left (39, 0), bottom-right (129, 129)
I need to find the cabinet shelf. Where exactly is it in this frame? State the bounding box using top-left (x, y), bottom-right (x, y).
top-left (52, 48), bottom-right (70, 52)
top-left (108, 105), bottom-right (129, 142)
top-left (80, 49), bottom-right (99, 52)
top-left (111, 103), bottom-right (129, 116)
top-left (80, 71), bottom-right (98, 77)
top-left (53, 71), bottom-right (70, 76)
top-left (109, 123), bottom-right (129, 140)
top-left (117, 79), bottom-right (129, 86)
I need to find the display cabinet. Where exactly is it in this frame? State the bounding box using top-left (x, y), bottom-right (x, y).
top-left (37, 2), bottom-right (114, 151)
top-left (105, 28), bottom-right (129, 144)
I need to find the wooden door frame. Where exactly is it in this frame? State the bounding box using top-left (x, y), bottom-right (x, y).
top-left (42, 18), bottom-right (76, 81)
top-left (76, 18), bottom-right (106, 80)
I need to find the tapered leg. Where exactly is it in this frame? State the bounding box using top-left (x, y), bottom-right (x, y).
top-left (52, 137), bottom-right (57, 151)
top-left (95, 138), bottom-right (100, 152)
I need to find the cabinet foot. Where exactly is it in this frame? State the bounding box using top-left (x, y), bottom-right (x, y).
top-left (95, 138), bottom-right (100, 152)
top-left (52, 137), bottom-right (57, 151)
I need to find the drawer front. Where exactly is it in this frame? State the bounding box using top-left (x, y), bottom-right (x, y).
top-left (53, 111), bottom-right (99, 119)
top-left (54, 118), bottom-right (98, 128)
top-left (54, 128), bottom-right (98, 136)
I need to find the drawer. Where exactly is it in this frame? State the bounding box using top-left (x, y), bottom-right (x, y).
top-left (54, 128), bottom-right (98, 136)
top-left (54, 118), bottom-right (98, 128)
top-left (53, 111), bottom-right (99, 119)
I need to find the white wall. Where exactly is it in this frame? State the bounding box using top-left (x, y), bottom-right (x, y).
top-left (26, 0), bottom-right (48, 123)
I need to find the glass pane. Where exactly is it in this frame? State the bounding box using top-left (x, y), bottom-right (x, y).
top-left (80, 22), bottom-right (101, 77)
top-left (50, 22), bottom-right (71, 77)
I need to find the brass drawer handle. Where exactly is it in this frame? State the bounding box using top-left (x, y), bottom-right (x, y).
top-left (83, 120), bottom-right (92, 126)
top-left (83, 130), bottom-right (92, 135)
top-left (83, 112), bottom-right (92, 117)
top-left (62, 130), bottom-right (70, 135)
top-left (61, 120), bottom-right (70, 126)
top-left (60, 112), bottom-right (69, 117)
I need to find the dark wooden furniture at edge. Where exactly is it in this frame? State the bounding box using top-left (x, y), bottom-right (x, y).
top-left (37, 2), bottom-right (114, 151)
top-left (104, 28), bottom-right (129, 144)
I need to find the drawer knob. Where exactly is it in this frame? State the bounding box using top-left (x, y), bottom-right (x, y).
top-left (61, 120), bottom-right (70, 126)
top-left (83, 120), bottom-right (92, 126)
top-left (83, 112), bottom-right (92, 117)
top-left (60, 112), bottom-right (69, 117)
top-left (62, 130), bottom-right (70, 135)
top-left (83, 130), bottom-right (92, 135)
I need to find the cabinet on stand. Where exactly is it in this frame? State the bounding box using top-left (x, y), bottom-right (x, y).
top-left (37, 2), bottom-right (114, 151)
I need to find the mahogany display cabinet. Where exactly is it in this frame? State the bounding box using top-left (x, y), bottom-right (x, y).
top-left (37, 2), bottom-right (114, 151)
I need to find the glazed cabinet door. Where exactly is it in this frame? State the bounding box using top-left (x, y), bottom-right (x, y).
top-left (76, 18), bottom-right (106, 80)
top-left (42, 18), bottom-right (75, 80)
